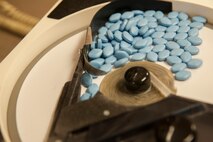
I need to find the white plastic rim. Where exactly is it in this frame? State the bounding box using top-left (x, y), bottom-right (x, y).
top-left (0, 0), bottom-right (213, 141)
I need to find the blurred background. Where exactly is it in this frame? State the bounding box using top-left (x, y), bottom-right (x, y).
top-left (0, 0), bottom-right (57, 62)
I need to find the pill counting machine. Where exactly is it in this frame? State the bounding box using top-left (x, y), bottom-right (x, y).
top-left (1, 0), bottom-right (213, 141)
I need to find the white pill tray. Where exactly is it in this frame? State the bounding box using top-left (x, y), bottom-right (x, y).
top-left (0, 0), bottom-right (213, 141)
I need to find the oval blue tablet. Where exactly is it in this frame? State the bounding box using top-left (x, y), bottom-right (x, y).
top-left (90, 58), bottom-right (105, 68)
top-left (192, 16), bottom-right (207, 23)
top-left (103, 45), bottom-right (114, 58)
top-left (153, 38), bottom-right (167, 45)
top-left (178, 12), bottom-right (188, 20)
top-left (151, 31), bottom-right (165, 38)
top-left (187, 36), bottom-right (202, 46)
top-left (114, 50), bottom-right (129, 59)
top-left (100, 64), bottom-right (113, 72)
top-left (147, 52), bottom-right (158, 62)
top-left (114, 31), bottom-right (123, 42)
top-left (139, 46), bottom-right (153, 53)
top-left (80, 92), bottom-right (92, 101)
top-left (143, 28), bottom-right (155, 38)
top-left (166, 56), bottom-right (182, 65)
top-left (122, 31), bottom-right (134, 43)
top-left (178, 20), bottom-right (191, 26)
top-left (166, 25), bottom-right (179, 32)
top-left (166, 41), bottom-right (180, 50)
top-left (88, 49), bottom-right (103, 59)
top-left (154, 11), bottom-right (164, 19)
top-left (120, 19), bottom-right (128, 31)
top-left (130, 52), bottom-right (146, 61)
top-left (137, 18), bottom-right (148, 27)
top-left (177, 39), bottom-right (191, 47)
top-left (114, 58), bottom-right (129, 68)
top-left (130, 26), bottom-right (139, 36)
top-left (190, 22), bottom-right (204, 29)
top-left (174, 33), bottom-right (188, 41)
top-left (98, 26), bottom-right (108, 35)
top-left (170, 48), bottom-right (184, 56)
top-left (158, 50), bottom-right (170, 61)
top-left (139, 26), bottom-right (149, 35)
top-left (152, 44), bottom-right (166, 53)
top-left (81, 72), bottom-right (93, 87)
top-left (180, 52), bottom-right (192, 63)
top-left (86, 83), bottom-right (99, 97)
top-left (159, 17), bottom-right (172, 27)
top-left (121, 11), bottom-right (134, 20)
top-left (134, 38), bottom-right (148, 49)
top-left (188, 28), bottom-right (199, 37)
top-left (175, 70), bottom-right (191, 81)
top-left (144, 10), bottom-right (155, 17)
top-left (171, 63), bottom-right (187, 73)
top-left (109, 13), bottom-right (121, 22)
top-left (155, 25), bottom-right (167, 32)
top-left (109, 22), bottom-right (121, 32)
top-left (105, 55), bottom-right (117, 64)
top-left (163, 32), bottom-right (176, 41)
top-left (187, 59), bottom-right (203, 69)
top-left (184, 46), bottom-right (199, 55)
top-left (168, 11), bottom-right (178, 19)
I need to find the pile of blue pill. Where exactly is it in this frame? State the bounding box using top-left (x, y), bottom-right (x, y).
top-left (80, 10), bottom-right (207, 101)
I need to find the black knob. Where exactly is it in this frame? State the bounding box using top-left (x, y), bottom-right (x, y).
top-left (124, 66), bottom-right (151, 92)
top-left (155, 117), bottom-right (197, 142)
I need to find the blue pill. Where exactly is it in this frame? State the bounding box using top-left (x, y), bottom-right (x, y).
top-left (166, 56), bottom-right (182, 65)
top-left (90, 58), bottom-right (105, 68)
top-left (114, 50), bottom-right (129, 59)
top-left (148, 22), bottom-right (158, 28)
top-left (114, 31), bottom-right (123, 42)
top-left (146, 16), bottom-right (157, 22)
top-left (174, 33), bottom-right (188, 41)
top-left (158, 50), bottom-right (170, 61)
top-left (100, 64), bottom-right (113, 72)
top-left (178, 12), bottom-right (188, 20)
top-left (189, 22), bottom-right (204, 29)
top-left (137, 18), bottom-right (148, 27)
top-left (114, 43), bottom-right (120, 51)
top-left (166, 41), bottom-right (180, 50)
top-left (132, 37), bottom-right (142, 45)
top-left (120, 19), bottom-right (128, 31)
top-left (144, 10), bottom-right (155, 17)
top-left (171, 63), bottom-right (187, 73)
top-left (171, 18), bottom-right (179, 25)
top-left (168, 11), bottom-right (179, 19)
top-left (88, 49), bottom-right (103, 59)
top-left (145, 37), bottom-right (153, 46)
top-left (105, 55), bottom-right (117, 64)
top-left (133, 10), bottom-right (144, 15)
top-left (132, 15), bottom-right (144, 22)
top-left (151, 31), bottom-right (165, 38)
top-left (111, 40), bottom-right (118, 46)
top-left (163, 32), bottom-right (176, 41)
top-left (166, 25), bottom-right (179, 32)
top-left (188, 28), bottom-right (199, 37)
top-left (139, 46), bottom-right (153, 53)
top-left (177, 26), bottom-right (190, 33)
top-left (102, 43), bottom-right (112, 48)
top-left (81, 72), bottom-right (93, 87)
top-left (180, 52), bottom-right (192, 63)
top-left (187, 59), bottom-right (203, 69)
top-left (152, 44), bottom-right (166, 53)
top-left (134, 38), bottom-right (148, 49)
top-left (107, 30), bottom-right (114, 40)
top-left (192, 16), bottom-right (207, 23)
top-left (103, 45), bottom-right (114, 58)
top-left (120, 42), bottom-right (135, 55)
top-left (175, 70), bottom-right (191, 81)
top-left (153, 38), bottom-right (167, 45)
top-left (109, 13), bottom-right (121, 22)
top-left (105, 22), bottom-right (114, 28)
top-left (98, 27), bottom-right (108, 35)
top-left (130, 52), bottom-right (146, 61)
top-left (122, 31), bottom-right (134, 43)
top-left (147, 52), bottom-right (158, 62)
top-left (143, 29), bottom-right (155, 38)
top-left (184, 46), bottom-right (199, 55)
top-left (170, 48), bottom-right (184, 56)
top-left (114, 58), bottom-right (129, 68)
top-left (159, 17), bottom-right (172, 27)
top-left (187, 36), bottom-right (202, 46)
top-left (109, 23), bottom-right (121, 32)
top-left (155, 25), bottom-right (167, 32)
top-left (177, 39), bottom-right (191, 47)
top-left (154, 11), bottom-right (164, 19)
top-left (98, 34), bottom-right (108, 43)
top-left (139, 26), bottom-right (149, 35)
top-left (86, 83), bottom-right (99, 97)
top-left (80, 92), bottom-right (91, 101)
top-left (125, 19), bottom-right (138, 31)
top-left (130, 26), bottom-right (139, 36)
top-left (178, 20), bottom-right (191, 26)
top-left (121, 11), bottom-right (134, 20)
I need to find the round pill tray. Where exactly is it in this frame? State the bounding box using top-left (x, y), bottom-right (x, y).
top-left (0, 0), bottom-right (213, 141)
